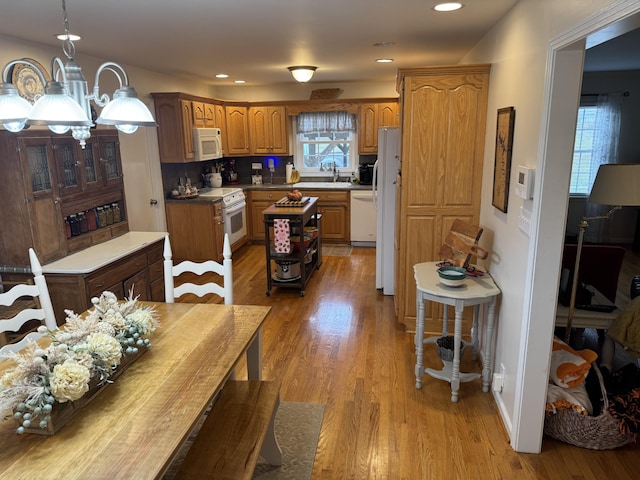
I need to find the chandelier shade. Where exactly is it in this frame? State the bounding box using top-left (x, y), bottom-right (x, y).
top-left (0, 0), bottom-right (156, 147)
top-left (288, 66), bottom-right (317, 83)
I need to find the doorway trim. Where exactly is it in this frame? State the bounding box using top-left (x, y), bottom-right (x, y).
top-left (511, 0), bottom-right (640, 453)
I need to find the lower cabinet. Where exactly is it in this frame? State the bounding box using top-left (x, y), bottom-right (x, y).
top-left (248, 189), bottom-right (350, 243)
top-left (165, 201), bottom-right (224, 262)
top-left (248, 190), bottom-right (289, 241)
top-left (45, 239), bottom-right (164, 324)
top-left (299, 190), bottom-right (350, 243)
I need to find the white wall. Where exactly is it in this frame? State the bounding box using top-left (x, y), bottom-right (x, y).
top-left (463, 0), bottom-right (640, 452)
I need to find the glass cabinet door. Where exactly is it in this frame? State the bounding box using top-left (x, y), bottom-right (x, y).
top-left (82, 137), bottom-right (101, 188)
top-left (19, 137), bottom-right (56, 196)
top-left (52, 138), bottom-right (81, 196)
top-left (98, 135), bottom-right (123, 186)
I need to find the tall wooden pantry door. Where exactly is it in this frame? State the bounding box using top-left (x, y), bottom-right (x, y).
top-left (395, 65), bottom-right (490, 333)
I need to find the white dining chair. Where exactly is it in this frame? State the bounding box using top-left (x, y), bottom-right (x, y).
top-left (163, 234), bottom-right (233, 304)
top-left (0, 248), bottom-right (57, 356)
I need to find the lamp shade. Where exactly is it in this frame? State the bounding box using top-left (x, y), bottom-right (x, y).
top-left (589, 163), bottom-right (640, 206)
top-left (28, 81), bottom-right (92, 128)
top-left (288, 66), bottom-right (317, 83)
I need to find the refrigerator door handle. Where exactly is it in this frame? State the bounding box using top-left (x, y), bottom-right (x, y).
top-left (372, 159), bottom-right (379, 209)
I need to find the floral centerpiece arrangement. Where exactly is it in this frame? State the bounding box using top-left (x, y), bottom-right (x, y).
top-left (0, 291), bottom-right (158, 434)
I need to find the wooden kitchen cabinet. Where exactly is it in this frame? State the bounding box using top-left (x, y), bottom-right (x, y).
top-left (44, 238), bottom-right (165, 324)
top-left (249, 105), bottom-right (289, 155)
top-left (152, 92), bottom-right (227, 162)
top-left (394, 65), bottom-right (490, 332)
top-left (225, 104), bottom-right (250, 156)
top-left (248, 188), bottom-right (350, 243)
top-left (300, 190), bottom-right (350, 243)
top-left (248, 190), bottom-right (290, 241)
top-left (358, 101), bottom-right (399, 154)
top-left (0, 130), bottom-right (128, 267)
top-left (165, 201), bottom-right (225, 262)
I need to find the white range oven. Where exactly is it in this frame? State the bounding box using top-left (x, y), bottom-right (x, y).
top-left (199, 187), bottom-right (247, 246)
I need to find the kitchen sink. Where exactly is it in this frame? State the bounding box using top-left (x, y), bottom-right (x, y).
top-left (292, 182), bottom-right (353, 189)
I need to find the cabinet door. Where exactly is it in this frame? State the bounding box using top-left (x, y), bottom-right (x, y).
top-left (165, 202), bottom-right (219, 262)
top-left (214, 104), bottom-right (227, 154)
top-left (225, 105), bottom-right (250, 155)
top-left (18, 137), bottom-right (66, 263)
top-left (378, 102), bottom-right (399, 127)
top-left (358, 102), bottom-right (399, 154)
top-left (249, 107), bottom-right (269, 154)
top-left (203, 103), bottom-right (217, 128)
top-left (81, 137), bottom-right (102, 189)
top-left (358, 103), bottom-right (378, 154)
top-left (213, 202), bottom-right (224, 262)
top-left (268, 106), bottom-right (289, 154)
top-left (181, 100), bottom-right (195, 161)
top-left (317, 204), bottom-right (348, 242)
top-left (192, 101), bottom-right (206, 128)
top-left (52, 137), bottom-right (82, 196)
top-left (124, 269), bottom-right (151, 301)
top-left (98, 134), bottom-right (124, 188)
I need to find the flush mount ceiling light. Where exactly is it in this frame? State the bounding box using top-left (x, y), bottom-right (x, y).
top-left (376, 58), bottom-right (394, 63)
top-left (288, 66), bottom-right (317, 83)
top-left (433, 2), bottom-right (464, 12)
top-left (0, 0), bottom-right (156, 148)
top-left (215, 73), bottom-right (229, 79)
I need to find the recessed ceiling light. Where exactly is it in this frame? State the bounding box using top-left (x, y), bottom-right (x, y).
top-left (376, 58), bottom-right (394, 63)
top-left (433, 2), bottom-right (464, 12)
top-left (55, 33), bottom-right (81, 41)
top-left (373, 41), bottom-right (395, 47)
top-left (215, 74), bottom-right (229, 79)
top-left (234, 80), bottom-right (246, 84)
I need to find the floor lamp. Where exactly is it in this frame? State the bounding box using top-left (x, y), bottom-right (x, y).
top-left (565, 163), bottom-right (640, 343)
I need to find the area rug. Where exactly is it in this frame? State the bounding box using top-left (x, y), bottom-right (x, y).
top-left (162, 401), bottom-right (324, 480)
top-left (253, 401), bottom-right (324, 480)
top-left (323, 244), bottom-right (353, 256)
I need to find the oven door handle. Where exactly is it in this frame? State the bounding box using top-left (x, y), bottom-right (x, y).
top-left (224, 200), bottom-right (246, 215)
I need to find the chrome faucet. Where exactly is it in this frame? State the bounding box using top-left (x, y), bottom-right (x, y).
top-left (332, 161), bottom-right (339, 182)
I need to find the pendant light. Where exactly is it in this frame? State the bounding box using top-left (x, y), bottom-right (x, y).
top-left (0, 0), bottom-right (156, 148)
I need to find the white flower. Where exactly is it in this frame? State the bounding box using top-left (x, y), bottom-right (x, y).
top-left (126, 309), bottom-right (158, 335)
top-left (50, 362), bottom-right (91, 403)
top-left (86, 333), bottom-right (122, 368)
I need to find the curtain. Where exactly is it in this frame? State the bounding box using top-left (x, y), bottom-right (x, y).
top-left (296, 111), bottom-right (355, 134)
top-left (585, 92), bottom-right (623, 242)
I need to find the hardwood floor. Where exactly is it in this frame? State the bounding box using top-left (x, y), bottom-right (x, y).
top-left (210, 244), bottom-right (639, 479)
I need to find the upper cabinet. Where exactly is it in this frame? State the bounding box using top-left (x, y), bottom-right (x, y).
top-left (224, 104), bottom-right (250, 156)
top-left (152, 93), bottom-right (227, 163)
top-left (0, 130), bottom-right (127, 267)
top-left (358, 102), bottom-right (400, 154)
top-left (152, 93), bottom-right (400, 160)
top-left (249, 106), bottom-right (289, 155)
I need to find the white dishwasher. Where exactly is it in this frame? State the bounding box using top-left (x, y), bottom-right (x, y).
top-left (350, 190), bottom-right (376, 246)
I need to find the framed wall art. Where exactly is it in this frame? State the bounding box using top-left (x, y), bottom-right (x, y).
top-left (492, 106), bottom-right (516, 213)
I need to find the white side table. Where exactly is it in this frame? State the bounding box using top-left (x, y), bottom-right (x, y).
top-left (414, 262), bottom-right (501, 402)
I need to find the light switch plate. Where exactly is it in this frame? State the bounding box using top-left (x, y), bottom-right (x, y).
top-left (519, 206), bottom-right (531, 236)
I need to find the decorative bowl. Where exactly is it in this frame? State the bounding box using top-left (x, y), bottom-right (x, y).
top-left (437, 266), bottom-right (467, 287)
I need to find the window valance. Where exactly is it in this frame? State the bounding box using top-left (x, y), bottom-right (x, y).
top-left (296, 111), bottom-right (356, 134)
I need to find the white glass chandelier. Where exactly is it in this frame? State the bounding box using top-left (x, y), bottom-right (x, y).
top-left (0, 0), bottom-right (156, 148)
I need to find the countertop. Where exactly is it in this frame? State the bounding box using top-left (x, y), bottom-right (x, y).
top-left (42, 231), bottom-right (167, 274)
top-left (165, 182), bottom-right (372, 204)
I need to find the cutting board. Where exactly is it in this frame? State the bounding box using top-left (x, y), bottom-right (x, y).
top-left (439, 219), bottom-right (488, 267)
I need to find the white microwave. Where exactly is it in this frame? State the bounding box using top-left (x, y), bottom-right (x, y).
top-left (193, 127), bottom-right (223, 161)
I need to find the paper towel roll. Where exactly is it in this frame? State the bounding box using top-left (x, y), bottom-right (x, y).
top-left (286, 164), bottom-right (293, 184)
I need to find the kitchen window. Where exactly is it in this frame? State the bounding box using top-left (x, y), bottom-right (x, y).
top-left (293, 111), bottom-right (357, 177)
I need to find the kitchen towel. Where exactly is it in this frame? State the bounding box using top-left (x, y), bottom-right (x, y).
top-left (274, 219), bottom-right (291, 254)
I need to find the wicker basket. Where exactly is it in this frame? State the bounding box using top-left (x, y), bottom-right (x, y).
top-left (544, 364), bottom-right (636, 450)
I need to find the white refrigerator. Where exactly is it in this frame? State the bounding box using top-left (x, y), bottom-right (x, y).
top-left (373, 127), bottom-right (399, 295)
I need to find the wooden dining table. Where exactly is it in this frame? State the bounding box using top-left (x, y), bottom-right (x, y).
top-left (0, 302), bottom-right (271, 479)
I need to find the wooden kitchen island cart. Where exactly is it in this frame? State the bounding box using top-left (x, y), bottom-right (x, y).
top-left (263, 197), bottom-right (322, 296)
